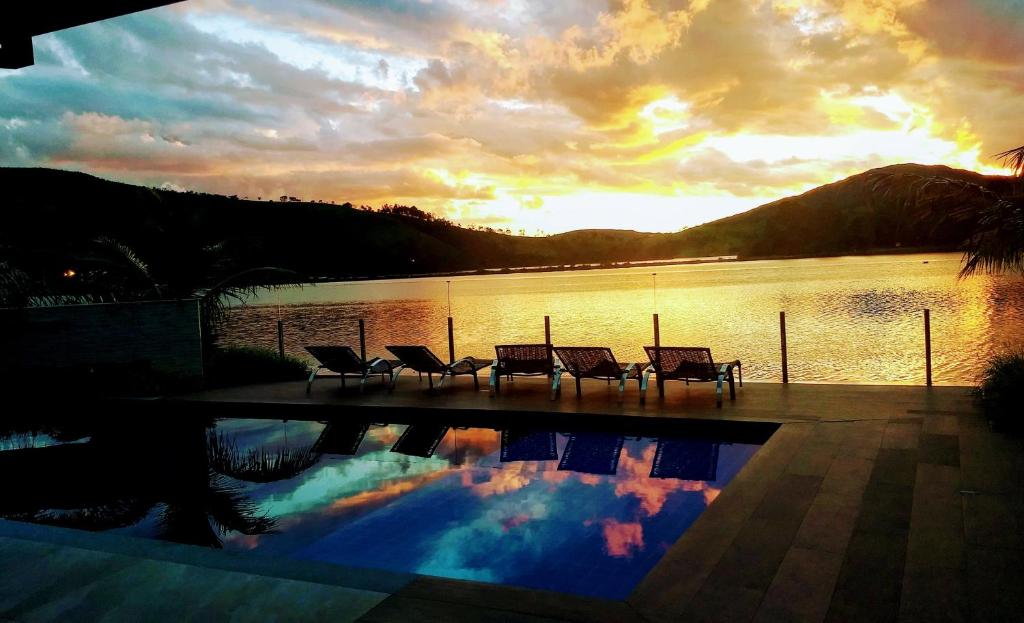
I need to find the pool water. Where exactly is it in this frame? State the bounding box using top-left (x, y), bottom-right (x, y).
top-left (1, 416), bottom-right (768, 599)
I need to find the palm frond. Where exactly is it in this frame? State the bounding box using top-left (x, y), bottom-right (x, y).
top-left (92, 236), bottom-right (163, 297)
top-left (869, 172), bottom-right (1002, 223)
top-left (958, 196), bottom-right (1024, 277)
top-left (15, 499), bottom-right (155, 531)
top-left (869, 171), bottom-right (1024, 278)
top-left (995, 145), bottom-right (1024, 177)
top-left (158, 503), bottom-right (224, 547)
top-left (207, 431), bottom-right (321, 483)
top-left (202, 471), bottom-right (277, 536)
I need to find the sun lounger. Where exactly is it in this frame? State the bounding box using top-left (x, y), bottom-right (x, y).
top-left (490, 344), bottom-right (555, 395)
top-left (650, 438), bottom-right (720, 481)
top-left (500, 429), bottom-right (559, 462)
top-left (391, 425), bottom-right (450, 458)
top-left (312, 422), bottom-right (370, 456)
top-left (551, 346), bottom-right (642, 400)
top-left (385, 345), bottom-right (491, 391)
top-left (304, 346), bottom-right (400, 394)
top-left (641, 346), bottom-right (742, 407)
top-left (557, 432), bottom-right (625, 475)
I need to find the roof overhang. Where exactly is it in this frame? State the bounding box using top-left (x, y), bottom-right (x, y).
top-left (1, 2), bottom-right (184, 69)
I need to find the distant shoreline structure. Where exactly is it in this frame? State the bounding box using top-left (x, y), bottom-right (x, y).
top-left (305, 245), bottom-right (955, 285)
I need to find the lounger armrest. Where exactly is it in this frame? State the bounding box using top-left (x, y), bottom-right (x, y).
top-left (624, 362), bottom-right (637, 374)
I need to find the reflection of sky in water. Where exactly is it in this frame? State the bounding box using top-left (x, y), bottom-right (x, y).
top-left (215, 419), bottom-right (762, 599)
top-left (0, 433), bottom-right (89, 451)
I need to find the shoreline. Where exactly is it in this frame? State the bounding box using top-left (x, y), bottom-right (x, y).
top-left (302, 245), bottom-right (958, 285)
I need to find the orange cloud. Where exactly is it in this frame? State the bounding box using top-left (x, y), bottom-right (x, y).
top-left (602, 518), bottom-right (645, 557)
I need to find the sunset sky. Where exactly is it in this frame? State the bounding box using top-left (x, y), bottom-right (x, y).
top-left (1, 0), bottom-right (1021, 233)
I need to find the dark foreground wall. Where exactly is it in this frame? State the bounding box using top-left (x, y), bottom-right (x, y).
top-left (0, 299), bottom-right (203, 378)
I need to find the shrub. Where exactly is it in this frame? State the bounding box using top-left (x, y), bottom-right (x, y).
top-left (977, 349), bottom-right (1024, 431)
top-left (205, 346), bottom-right (310, 388)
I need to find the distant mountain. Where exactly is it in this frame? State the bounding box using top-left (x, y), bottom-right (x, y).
top-left (0, 164), bottom-right (1013, 281)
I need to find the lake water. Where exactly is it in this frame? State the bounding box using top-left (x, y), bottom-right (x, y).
top-left (220, 253), bottom-right (1024, 385)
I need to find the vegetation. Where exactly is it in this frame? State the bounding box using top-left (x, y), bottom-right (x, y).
top-left (207, 430), bottom-right (321, 482)
top-left (977, 350), bottom-right (1024, 431)
top-left (0, 164), bottom-right (1009, 293)
top-left (203, 346), bottom-right (310, 388)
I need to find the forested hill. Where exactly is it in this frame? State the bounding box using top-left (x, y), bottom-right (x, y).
top-left (0, 164), bottom-right (1012, 280)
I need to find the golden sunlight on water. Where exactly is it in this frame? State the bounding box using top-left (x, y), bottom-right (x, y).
top-left (221, 253), bottom-right (1024, 385)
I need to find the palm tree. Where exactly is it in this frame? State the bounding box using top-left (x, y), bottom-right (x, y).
top-left (870, 145), bottom-right (1024, 278)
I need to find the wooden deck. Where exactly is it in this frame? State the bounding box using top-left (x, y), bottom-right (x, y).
top-left (2, 378), bottom-right (1021, 622)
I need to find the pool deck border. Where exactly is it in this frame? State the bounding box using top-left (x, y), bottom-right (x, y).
top-left (3, 377), bottom-right (1022, 622)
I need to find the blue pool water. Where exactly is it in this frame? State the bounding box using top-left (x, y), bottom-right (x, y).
top-left (2, 417), bottom-right (767, 599)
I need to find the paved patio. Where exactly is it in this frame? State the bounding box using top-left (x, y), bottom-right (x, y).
top-left (2, 377), bottom-right (1021, 622)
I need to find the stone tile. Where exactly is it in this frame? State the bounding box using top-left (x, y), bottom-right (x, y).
top-left (870, 448), bottom-right (919, 487)
top-left (905, 526), bottom-right (964, 571)
top-left (922, 414), bottom-right (958, 436)
top-left (856, 482), bottom-right (913, 535)
top-left (400, 577), bottom-right (641, 623)
top-left (899, 567), bottom-right (968, 623)
top-left (827, 530), bottom-right (907, 623)
top-left (881, 420), bottom-right (921, 450)
top-left (754, 547), bottom-right (843, 623)
top-left (965, 546), bottom-right (1024, 623)
top-left (703, 515), bottom-right (803, 592)
top-left (818, 456), bottom-right (874, 506)
top-left (793, 494), bottom-right (860, 554)
top-left (358, 596), bottom-right (567, 623)
top-left (959, 430), bottom-right (1023, 495)
top-left (681, 583), bottom-right (765, 623)
top-left (786, 442), bottom-right (839, 477)
top-left (0, 542), bottom-right (138, 620)
top-left (0, 538), bottom-right (386, 623)
top-left (962, 493), bottom-right (1021, 550)
top-left (914, 462), bottom-right (961, 495)
top-left (752, 474), bottom-right (823, 524)
top-left (918, 433), bottom-right (959, 467)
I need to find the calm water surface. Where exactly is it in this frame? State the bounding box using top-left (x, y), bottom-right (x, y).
top-left (221, 253), bottom-right (1024, 385)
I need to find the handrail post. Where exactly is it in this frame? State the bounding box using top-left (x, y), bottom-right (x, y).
top-left (544, 315), bottom-right (552, 360)
top-left (358, 319), bottom-right (367, 363)
top-left (447, 316), bottom-right (455, 364)
top-left (277, 320), bottom-right (285, 360)
top-left (780, 311), bottom-right (789, 384)
top-left (653, 313), bottom-right (661, 383)
top-left (924, 309), bottom-right (932, 386)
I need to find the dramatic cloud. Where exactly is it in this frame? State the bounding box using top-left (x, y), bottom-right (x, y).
top-left (1, 0), bottom-right (1020, 233)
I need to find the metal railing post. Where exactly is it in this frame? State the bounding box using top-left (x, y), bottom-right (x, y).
top-left (780, 311), bottom-right (789, 384)
top-left (544, 315), bottom-right (552, 360)
top-left (277, 320), bottom-right (285, 360)
top-left (358, 319), bottom-right (367, 363)
top-left (447, 316), bottom-right (455, 364)
top-left (924, 309), bottom-right (932, 386)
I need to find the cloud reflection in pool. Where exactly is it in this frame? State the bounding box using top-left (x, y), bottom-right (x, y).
top-left (215, 419), bottom-right (763, 599)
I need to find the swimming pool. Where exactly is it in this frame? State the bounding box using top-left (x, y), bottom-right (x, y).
top-left (1, 413), bottom-right (772, 599)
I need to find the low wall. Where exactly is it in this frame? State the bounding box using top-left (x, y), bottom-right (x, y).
top-left (0, 299), bottom-right (203, 378)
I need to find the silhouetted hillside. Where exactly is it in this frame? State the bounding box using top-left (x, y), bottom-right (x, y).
top-left (0, 164), bottom-right (1011, 281)
top-left (663, 164), bottom-right (1017, 258)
